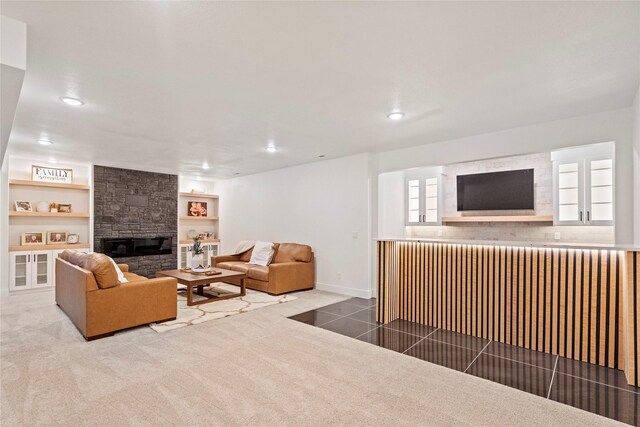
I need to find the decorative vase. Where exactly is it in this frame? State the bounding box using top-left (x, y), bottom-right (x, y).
top-left (36, 201), bottom-right (49, 213)
top-left (191, 254), bottom-right (204, 270)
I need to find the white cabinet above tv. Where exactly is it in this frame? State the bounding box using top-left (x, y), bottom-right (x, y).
top-left (551, 142), bottom-right (614, 226)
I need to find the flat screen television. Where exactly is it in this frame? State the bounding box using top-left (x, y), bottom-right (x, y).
top-left (457, 169), bottom-right (534, 211)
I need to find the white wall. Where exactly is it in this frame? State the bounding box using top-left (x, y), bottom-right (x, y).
top-left (633, 87), bottom-right (640, 244)
top-left (377, 107), bottom-right (635, 244)
top-left (217, 153), bottom-right (372, 298)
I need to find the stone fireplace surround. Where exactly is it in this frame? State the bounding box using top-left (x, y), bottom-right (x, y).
top-left (93, 165), bottom-right (178, 278)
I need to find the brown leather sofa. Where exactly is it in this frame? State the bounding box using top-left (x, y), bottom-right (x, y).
top-left (212, 243), bottom-right (315, 295)
top-left (55, 250), bottom-right (177, 340)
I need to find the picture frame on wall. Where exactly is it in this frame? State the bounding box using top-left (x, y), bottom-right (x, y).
top-left (188, 201), bottom-right (208, 217)
top-left (47, 231), bottom-right (68, 244)
top-left (21, 232), bottom-right (44, 245)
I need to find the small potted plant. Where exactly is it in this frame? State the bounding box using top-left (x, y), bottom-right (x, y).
top-left (191, 236), bottom-right (205, 270)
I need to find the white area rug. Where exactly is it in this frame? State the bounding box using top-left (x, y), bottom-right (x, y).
top-left (150, 283), bottom-right (296, 332)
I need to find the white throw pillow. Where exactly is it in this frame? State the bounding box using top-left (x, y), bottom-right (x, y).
top-left (107, 256), bottom-right (128, 283)
top-left (234, 240), bottom-right (256, 254)
top-left (249, 241), bottom-right (275, 266)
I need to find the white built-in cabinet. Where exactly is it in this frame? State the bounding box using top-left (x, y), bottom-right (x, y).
top-left (9, 251), bottom-right (53, 291)
top-left (405, 169), bottom-right (442, 226)
top-left (552, 142), bottom-right (614, 226)
top-left (178, 243), bottom-right (220, 269)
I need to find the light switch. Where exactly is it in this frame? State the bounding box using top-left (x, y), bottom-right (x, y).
top-left (352, 232), bottom-right (358, 239)
top-left (554, 232), bottom-right (561, 240)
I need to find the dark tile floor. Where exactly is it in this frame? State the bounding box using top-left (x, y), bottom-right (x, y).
top-left (288, 298), bottom-right (640, 426)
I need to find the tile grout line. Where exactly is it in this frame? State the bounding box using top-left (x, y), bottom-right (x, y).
top-left (547, 355), bottom-right (559, 399)
top-left (402, 328), bottom-right (440, 354)
top-left (464, 340), bottom-right (492, 373)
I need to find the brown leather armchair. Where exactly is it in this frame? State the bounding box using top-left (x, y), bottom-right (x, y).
top-left (55, 250), bottom-right (177, 340)
top-left (212, 243), bottom-right (315, 295)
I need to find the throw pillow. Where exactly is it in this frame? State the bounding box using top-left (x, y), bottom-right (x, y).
top-left (107, 256), bottom-right (128, 283)
top-left (234, 240), bottom-right (255, 254)
top-left (249, 241), bottom-right (275, 266)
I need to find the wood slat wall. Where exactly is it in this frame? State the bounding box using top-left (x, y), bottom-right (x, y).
top-left (624, 252), bottom-right (640, 386)
top-left (376, 241), bottom-right (639, 384)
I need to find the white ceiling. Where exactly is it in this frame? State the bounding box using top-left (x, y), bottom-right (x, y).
top-left (2, 1), bottom-right (639, 178)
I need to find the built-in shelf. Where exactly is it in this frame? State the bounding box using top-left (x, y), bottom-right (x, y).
top-left (441, 215), bottom-right (554, 223)
top-left (9, 211), bottom-right (90, 218)
top-left (9, 179), bottom-right (90, 191)
top-left (179, 192), bottom-right (219, 199)
top-left (9, 243), bottom-right (91, 252)
top-left (179, 216), bottom-right (219, 221)
top-left (178, 238), bottom-right (220, 244)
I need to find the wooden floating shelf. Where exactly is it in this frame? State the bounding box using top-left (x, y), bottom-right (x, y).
top-left (179, 239), bottom-right (220, 244)
top-left (441, 215), bottom-right (553, 223)
top-left (9, 211), bottom-right (90, 218)
top-left (9, 243), bottom-right (90, 252)
top-left (179, 192), bottom-right (219, 199)
top-left (179, 216), bottom-right (219, 221)
top-left (9, 180), bottom-right (90, 191)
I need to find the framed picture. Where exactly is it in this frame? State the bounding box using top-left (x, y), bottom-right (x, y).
top-left (188, 201), bottom-right (208, 217)
top-left (47, 231), bottom-right (68, 244)
top-left (22, 232), bottom-right (44, 245)
top-left (15, 201), bottom-right (32, 212)
top-left (57, 204), bottom-right (72, 213)
top-left (32, 165), bottom-right (73, 184)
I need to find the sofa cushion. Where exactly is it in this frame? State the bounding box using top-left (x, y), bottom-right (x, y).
top-left (63, 249), bottom-right (88, 267)
top-left (82, 253), bottom-right (119, 289)
top-left (217, 261), bottom-right (243, 270)
top-left (239, 249), bottom-right (253, 262)
top-left (123, 272), bottom-right (147, 282)
top-left (273, 243), bottom-right (312, 263)
top-left (108, 257), bottom-right (128, 283)
top-left (247, 265), bottom-right (269, 282)
top-left (249, 241), bottom-right (275, 266)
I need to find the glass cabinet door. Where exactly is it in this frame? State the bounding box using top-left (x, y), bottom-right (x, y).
top-left (586, 158), bottom-right (614, 225)
top-left (10, 252), bottom-right (31, 291)
top-left (31, 251), bottom-right (52, 288)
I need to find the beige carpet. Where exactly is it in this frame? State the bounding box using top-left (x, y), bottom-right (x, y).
top-left (150, 284), bottom-right (297, 332)
top-left (0, 289), bottom-right (622, 426)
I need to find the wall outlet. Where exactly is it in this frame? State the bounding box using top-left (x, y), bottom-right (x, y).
top-left (352, 232), bottom-right (358, 239)
top-left (554, 232), bottom-right (561, 240)
top-left (437, 229), bottom-right (443, 237)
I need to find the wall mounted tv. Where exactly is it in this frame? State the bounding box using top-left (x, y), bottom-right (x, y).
top-left (457, 169), bottom-right (534, 211)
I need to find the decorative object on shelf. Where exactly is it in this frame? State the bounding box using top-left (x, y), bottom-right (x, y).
top-left (32, 165), bottom-right (73, 184)
top-left (21, 232), bottom-right (44, 245)
top-left (190, 236), bottom-right (205, 270)
top-left (179, 268), bottom-right (221, 276)
top-left (187, 229), bottom-right (197, 239)
top-left (49, 202), bottom-right (58, 213)
top-left (188, 201), bottom-right (207, 217)
top-left (15, 201), bottom-right (32, 212)
top-left (57, 204), bottom-right (72, 213)
top-left (36, 201), bottom-right (50, 213)
top-left (47, 231), bottom-right (68, 244)
top-left (67, 234), bottom-right (79, 244)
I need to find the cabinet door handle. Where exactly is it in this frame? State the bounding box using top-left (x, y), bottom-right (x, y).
top-left (586, 211), bottom-right (590, 222)
top-left (579, 211), bottom-right (583, 223)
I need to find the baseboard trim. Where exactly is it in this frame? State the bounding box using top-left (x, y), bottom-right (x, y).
top-left (315, 282), bottom-right (374, 299)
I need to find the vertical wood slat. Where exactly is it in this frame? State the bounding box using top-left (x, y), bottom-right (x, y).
top-left (377, 241), bottom-right (632, 379)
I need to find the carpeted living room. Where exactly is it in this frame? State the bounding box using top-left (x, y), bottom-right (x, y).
top-left (2, 2), bottom-right (640, 426)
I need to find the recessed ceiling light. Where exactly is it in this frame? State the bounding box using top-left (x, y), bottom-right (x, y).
top-left (318, 155), bottom-right (325, 158)
top-left (38, 139), bottom-right (53, 146)
top-left (60, 97), bottom-right (84, 106)
top-left (234, 173), bottom-right (240, 176)
top-left (202, 162), bottom-right (210, 170)
top-left (266, 145), bottom-right (277, 153)
top-left (387, 111), bottom-right (405, 120)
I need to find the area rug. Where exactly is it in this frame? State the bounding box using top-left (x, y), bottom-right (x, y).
top-left (149, 283), bottom-right (297, 332)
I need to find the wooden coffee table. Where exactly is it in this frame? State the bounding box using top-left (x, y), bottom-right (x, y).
top-left (156, 268), bottom-right (246, 306)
